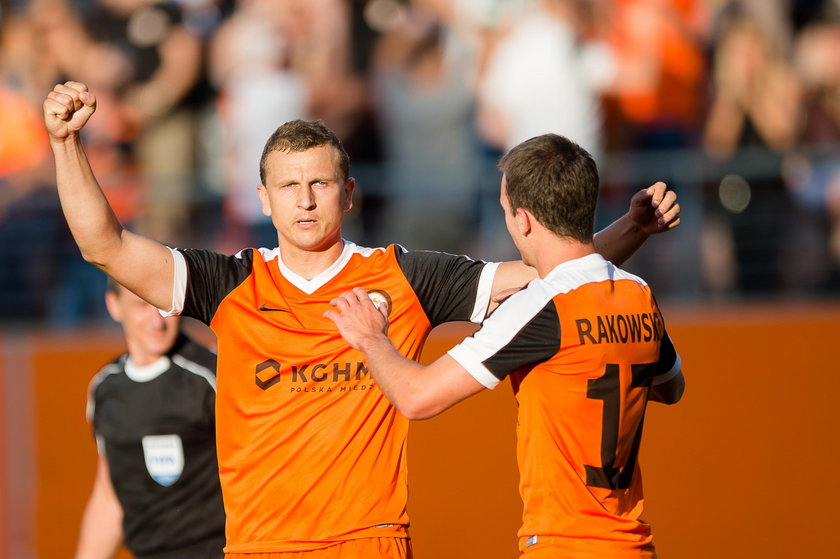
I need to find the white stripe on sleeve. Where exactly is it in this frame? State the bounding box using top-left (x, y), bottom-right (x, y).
top-left (159, 247), bottom-right (187, 317)
top-left (470, 261), bottom-right (500, 323)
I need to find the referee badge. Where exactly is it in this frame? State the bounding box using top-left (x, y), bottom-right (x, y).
top-left (142, 434), bottom-right (184, 486)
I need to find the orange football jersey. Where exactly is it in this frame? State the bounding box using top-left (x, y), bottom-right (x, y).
top-left (169, 242), bottom-right (494, 553)
top-left (449, 254), bottom-right (681, 558)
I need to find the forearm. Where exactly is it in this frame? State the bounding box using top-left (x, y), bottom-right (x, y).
top-left (360, 333), bottom-right (427, 416)
top-left (593, 214), bottom-right (649, 266)
top-left (74, 516), bottom-right (122, 559)
top-left (74, 461), bottom-right (123, 559)
top-left (50, 135), bottom-right (125, 267)
top-left (703, 92), bottom-right (743, 158)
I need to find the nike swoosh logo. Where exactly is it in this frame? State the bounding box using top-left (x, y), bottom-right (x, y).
top-left (259, 304), bottom-right (291, 313)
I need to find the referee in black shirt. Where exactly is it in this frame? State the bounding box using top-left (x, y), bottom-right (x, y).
top-left (75, 279), bottom-right (225, 559)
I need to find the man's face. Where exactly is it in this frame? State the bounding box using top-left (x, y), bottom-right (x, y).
top-left (105, 287), bottom-right (180, 365)
top-left (257, 145), bottom-right (355, 253)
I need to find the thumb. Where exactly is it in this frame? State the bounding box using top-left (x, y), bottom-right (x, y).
top-left (79, 91), bottom-right (97, 114)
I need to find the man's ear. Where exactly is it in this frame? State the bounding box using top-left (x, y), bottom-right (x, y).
top-left (515, 208), bottom-right (533, 237)
top-left (104, 291), bottom-right (122, 323)
top-left (257, 185), bottom-right (271, 217)
top-left (343, 177), bottom-right (356, 212)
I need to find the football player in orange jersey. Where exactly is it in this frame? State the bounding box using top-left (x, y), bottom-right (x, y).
top-left (45, 81), bottom-right (680, 559)
top-left (327, 133), bottom-right (685, 558)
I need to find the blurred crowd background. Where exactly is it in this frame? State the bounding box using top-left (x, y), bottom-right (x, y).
top-left (1, 0), bottom-right (839, 328)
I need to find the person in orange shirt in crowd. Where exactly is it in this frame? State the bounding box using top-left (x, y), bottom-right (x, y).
top-left (327, 133), bottom-right (685, 558)
top-left (44, 80), bottom-right (680, 558)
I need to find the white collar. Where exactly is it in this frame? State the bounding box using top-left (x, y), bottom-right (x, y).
top-left (125, 355), bottom-right (171, 383)
top-left (275, 240), bottom-right (358, 294)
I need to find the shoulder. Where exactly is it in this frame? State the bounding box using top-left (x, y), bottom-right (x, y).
top-left (87, 354), bottom-right (127, 422)
top-left (179, 246), bottom-right (258, 270)
top-left (171, 335), bottom-right (217, 387)
top-left (89, 354), bottom-right (128, 393)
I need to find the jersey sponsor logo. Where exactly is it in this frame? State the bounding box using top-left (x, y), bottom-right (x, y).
top-left (142, 435), bottom-right (184, 486)
top-left (575, 311), bottom-right (664, 345)
top-left (256, 359), bottom-right (282, 390)
top-left (254, 359), bottom-right (372, 392)
top-left (259, 303), bottom-right (291, 313)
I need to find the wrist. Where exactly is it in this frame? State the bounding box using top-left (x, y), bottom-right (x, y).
top-left (358, 330), bottom-right (392, 355)
top-left (49, 132), bottom-right (82, 149)
top-left (623, 211), bottom-right (652, 238)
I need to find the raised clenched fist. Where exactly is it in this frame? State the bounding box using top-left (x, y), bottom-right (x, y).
top-left (43, 81), bottom-right (97, 141)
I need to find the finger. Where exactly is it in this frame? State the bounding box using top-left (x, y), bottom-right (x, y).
top-left (80, 90), bottom-right (97, 111)
top-left (328, 294), bottom-right (351, 311)
top-left (659, 204), bottom-right (681, 226)
top-left (492, 287), bottom-right (522, 303)
top-left (655, 190), bottom-right (677, 213)
top-left (323, 309), bottom-right (338, 322)
top-left (63, 81), bottom-right (89, 94)
top-left (47, 89), bottom-right (75, 109)
top-left (647, 181), bottom-right (666, 206)
top-left (342, 289), bottom-right (371, 311)
top-left (44, 97), bottom-right (71, 120)
top-left (660, 190), bottom-right (677, 207)
top-left (53, 84), bottom-right (83, 111)
top-left (351, 287), bottom-right (371, 303)
top-left (352, 287), bottom-right (384, 312)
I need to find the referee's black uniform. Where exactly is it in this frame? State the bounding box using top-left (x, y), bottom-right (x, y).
top-left (87, 334), bottom-right (225, 559)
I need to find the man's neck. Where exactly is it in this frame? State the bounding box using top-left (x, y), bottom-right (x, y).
top-left (533, 240), bottom-right (596, 278)
top-left (277, 239), bottom-right (347, 280)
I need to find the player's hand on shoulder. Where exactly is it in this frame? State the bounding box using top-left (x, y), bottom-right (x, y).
top-left (43, 81), bottom-right (97, 141)
top-left (629, 181), bottom-right (681, 235)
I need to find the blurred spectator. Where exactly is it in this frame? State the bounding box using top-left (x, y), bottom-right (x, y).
top-left (208, 0), bottom-right (310, 250)
top-left (371, 3), bottom-right (481, 254)
top-left (40, 0), bottom-right (209, 246)
top-left (702, 7), bottom-right (801, 296)
top-left (475, 0), bottom-right (611, 162)
top-left (312, 0), bottom-right (385, 245)
top-left (0, 6), bottom-right (66, 325)
top-left (786, 13), bottom-right (840, 292)
top-left (603, 0), bottom-right (709, 152)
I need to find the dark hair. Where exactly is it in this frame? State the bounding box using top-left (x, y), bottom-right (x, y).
top-left (498, 134), bottom-right (599, 242)
top-left (259, 119), bottom-right (350, 185)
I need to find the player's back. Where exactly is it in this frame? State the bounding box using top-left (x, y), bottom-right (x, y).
top-left (508, 255), bottom-right (678, 557)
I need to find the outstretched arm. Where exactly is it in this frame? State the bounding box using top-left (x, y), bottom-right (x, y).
top-left (488, 181), bottom-right (681, 310)
top-left (44, 82), bottom-right (174, 310)
top-left (325, 288), bottom-right (484, 419)
top-left (74, 455), bottom-right (123, 559)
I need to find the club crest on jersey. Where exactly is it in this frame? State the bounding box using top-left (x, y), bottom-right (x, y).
top-left (142, 435), bottom-right (184, 486)
top-left (367, 289), bottom-right (392, 317)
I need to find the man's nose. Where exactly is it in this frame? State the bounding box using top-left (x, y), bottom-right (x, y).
top-left (297, 185), bottom-right (316, 209)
